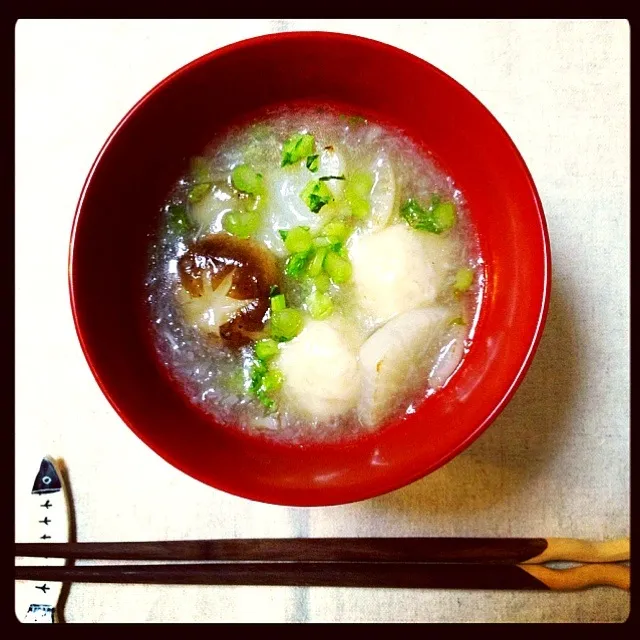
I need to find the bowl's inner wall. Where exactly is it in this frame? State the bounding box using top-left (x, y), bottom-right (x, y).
top-left (71, 34), bottom-right (548, 505)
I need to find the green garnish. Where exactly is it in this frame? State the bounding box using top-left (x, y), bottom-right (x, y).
top-left (300, 179), bottom-right (334, 213)
top-left (281, 133), bottom-right (315, 167)
top-left (284, 227), bottom-right (313, 254)
top-left (450, 316), bottom-right (466, 326)
top-left (271, 308), bottom-right (304, 341)
top-left (345, 171), bottom-right (374, 218)
top-left (319, 175), bottom-right (345, 181)
top-left (247, 193), bottom-right (266, 215)
top-left (248, 358), bottom-right (281, 412)
top-left (324, 250), bottom-right (352, 284)
top-left (249, 358), bottom-right (267, 390)
top-left (222, 210), bottom-right (260, 238)
top-left (306, 246), bottom-right (328, 277)
top-left (285, 251), bottom-right (310, 278)
top-left (312, 236), bottom-right (332, 248)
top-left (336, 243), bottom-right (349, 259)
top-left (349, 198), bottom-right (370, 218)
top-left (261, 367), bottom-right (283, 393)
top-left (278, 229), bottom-right (289, 242)
top-left (400, 198), bottom-right (429, 229)
top-left (188, 182), bottom-right (213, 204)
top-left (231, 164), bottom-right (264, 195)
top-left (268, 291), bottom-right (303, 341)
top-left (320, 219), bottom-right (351, 245)
top-left (432, 202), bottom-right (457, 231)
top-left (306, 291), bottom-right (334, 320)
top-left (312, 272), bottom-right (331, 293)
top-left (453, 267), bottom-right (474, 293)
top-left (270, 294), bottom-right (287, 313)
top-left (167, 204), bottom-right (192, 235)
top-left (349, 171), bottom-right (374, 197)
top-left (400, 196), bottom-right (457, 234)
top-left (255, 338), bottom-right (279, 361)
top-left (306, 154), bottom-right (320, 172)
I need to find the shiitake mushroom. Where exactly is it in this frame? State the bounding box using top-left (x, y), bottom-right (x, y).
top-left (177, 234), bottom-right (281, 346)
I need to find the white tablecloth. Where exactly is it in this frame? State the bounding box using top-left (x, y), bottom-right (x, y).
top-left (15, 19), bottom-right (630, 623)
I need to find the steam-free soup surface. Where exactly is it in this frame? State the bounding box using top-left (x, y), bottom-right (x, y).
top-left (146, 106), bottom-right (483, 442)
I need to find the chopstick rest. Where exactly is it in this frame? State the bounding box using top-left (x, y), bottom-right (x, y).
top-left (15, 457), bottom-right (72, 623)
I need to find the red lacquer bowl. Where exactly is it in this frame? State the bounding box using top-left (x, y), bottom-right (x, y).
top-left (69, 32), bottom-right (551, 506)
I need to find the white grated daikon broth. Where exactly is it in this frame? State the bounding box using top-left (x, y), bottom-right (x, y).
top-left (145, 105), bottom-right (483, 443)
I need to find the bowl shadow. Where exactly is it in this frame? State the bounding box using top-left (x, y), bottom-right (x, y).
top-left (365, 275), bottom-right (579, 515)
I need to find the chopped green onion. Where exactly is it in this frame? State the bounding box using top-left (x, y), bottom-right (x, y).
top-left (222, 210), bottom-right (260, 238)
top-left (400, 198), bottom-right (433, 231)
top-left (270, 294), bottom-right (287, 313)
top-left (306, 291), bottom-right (334, 320)
top-left (300, 179), bottom-right (333, 213)
top-left (324, 251), bottom-right (352, 284)
top-left (313, 272), bottom-right (331, 293)
top-left (284, 226), bottom-right (313, 254)
top-left (400, 196), bottom-right (457, 234)
top-left (278, 229), bottom-right (289, 242)
top-left (316, 201), bottom-right (342, 220)
top-left (450, 316), bottom-right (466, 326)
top-left (349, 197), bottom-right (370, 219)
top-left (285, 251), bottom-right (310, 278)
top-left (167, 204), bottom-right (191, 235)
top-left (255, 338), bottom-right (279, 361)
top-left (454, 267), bottom-right (474, 293)
top-left (261, 367), bottom-right (283, 393)
top-left (248, 359), bottom-right (279, 412)
top-left (281, 133), bottom-right (315, 167)
top-left (321, 219), bottom-right (351, 244)
top-left (432, 201), bottom-right (457, 232)
top-left (312, 236), bottom-right (332, 248)
top-left (247, 193), bottom-right (266, 214)
top-left (347, 171), bottom-right (374, 198)
top-left (188, 182), bottom-right (213, 204)
top-left (231, 164), bottom-right (264, 195)
top-left (306, 246), bottom-right (328, 277)
top-left (271, 308), bottom-right (304, 341)
top-left (319, 175), bottom-right (345, 181)
top-left (306, 154), bottom-right (320, 172)
top-left (344, 171), bottom-right (373, 218)
top-left (249, 358), bottom-right (267, 387)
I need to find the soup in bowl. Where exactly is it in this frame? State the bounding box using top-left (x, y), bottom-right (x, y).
top-left (70, 32), bottom-right (550, 506)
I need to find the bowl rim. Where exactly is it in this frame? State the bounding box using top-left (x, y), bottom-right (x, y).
top-left (69, 31), bottom-right (552, 506)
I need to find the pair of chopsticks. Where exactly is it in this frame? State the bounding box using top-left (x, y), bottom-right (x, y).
top-left (15, 537), bottom-right (630, 591)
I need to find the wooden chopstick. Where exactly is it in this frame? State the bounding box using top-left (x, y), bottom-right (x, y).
top-left (15, 537), bottom-right (630, 564)
top-left (15, 562), bottom-right (630, 590)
